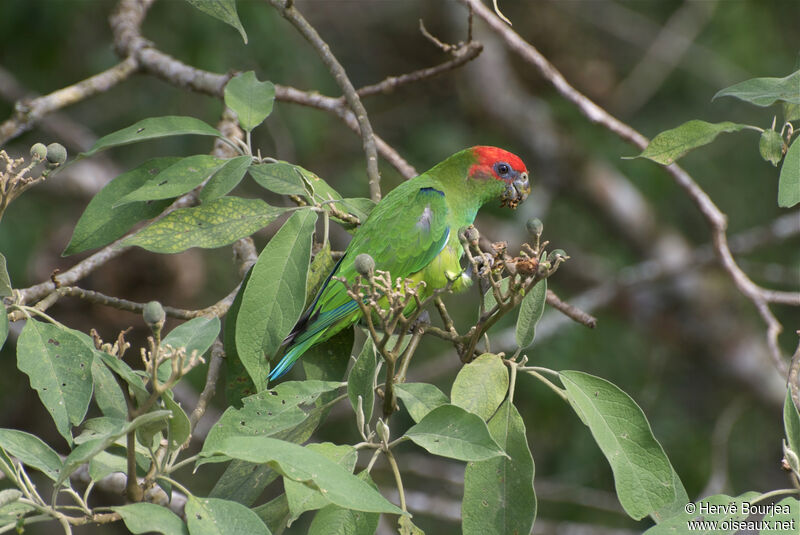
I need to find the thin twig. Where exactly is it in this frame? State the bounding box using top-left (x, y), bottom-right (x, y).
top-left (189, 340), bottom-right (225, 430)
top-left (545, 289), bottom-right (597, 329)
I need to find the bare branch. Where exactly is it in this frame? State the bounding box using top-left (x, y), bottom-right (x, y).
top-left (461, 0), bottom-right (799, 375)
top-left (264, 0), bottom-right (382, 202)
top-left (189, 339), bottom-right (225, 430)
top-left (545, 290), bottom-right (597, 329)
top-left (0, 58), bottom-right (137, 146)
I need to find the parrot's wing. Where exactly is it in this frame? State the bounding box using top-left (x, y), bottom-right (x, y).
top-left (284, 186), bottom-right (450, 347)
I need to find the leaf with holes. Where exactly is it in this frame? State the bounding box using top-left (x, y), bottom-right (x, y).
top-left (114, 155), bottom-right (225, 207)
top-left (560, 371), bottom-right (683, 521)
top-left (82, 116), bottom-right (222, 157)
top-left (123, 197), bottom-right (287, 254)
top-left (629, 120), bottom-right (752, 165)
top-left (404, 404), bottom-right (506, 462)
top-left (236, 209), bottom-right (317, 387)
top-left (63, 158), bottom-right (179, 255)
top-left (186, 496), bottom-right (271, 535)
top-left (16, 320), bottom-right (94, 445)
top-left (225, 72), bottom-right (275, 132)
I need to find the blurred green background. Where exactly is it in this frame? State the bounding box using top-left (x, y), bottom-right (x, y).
top-left (1, 1), bottom-right (799, 533)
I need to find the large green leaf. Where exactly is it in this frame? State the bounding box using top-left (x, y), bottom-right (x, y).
top-left (631, 120), bottom-right (751, 165)
top-left (114, 155), bottom-right (225, 207)
top-left (112, 503), bottom-right (189, 535)
top-left (713, 69), bottom-right (800, 107)
top-left (199, 156), bottom-right (253, 202)
top-left (0, 429), bottom-right (62, 481)
top-left (253, 494), bottom-right (290, 534)
top-left (209, 436), bottom-right (403, 514)
top-left (644, 492), bottom-right (759, 534)
top-left (285, 443), bottom-right (357, 525)
top-left (186, 496), bottom-right (271, 535)
top-left (90, 356), bottom-right (128, 420)
top-left (784, 389), bottom-right (800, 476)
top-left (394, 383), bottom-right (448, 423)
top-left (462, 399), bottom-right (535, 535)
top-left (516, 279), bottom-right (547, 348)
top-left (0, 253), bottom-right (11, 296)
top-left (560, 371), bottom-right (682, 520)
top-left (63, 158), bottom-right (180, 255)
top-left (759, 497), bottom-right (799, 535)
top-left (249, 163), bottom-right (309, 196)
top-left (163, 392), bottom-right (191, 449)
top-left (123, 197), bottom-right (287, 254)
top-left (236, 209), bottom-right (317, 387)
top-left (451, 353), bottom-right (508, 421)
top-left (759, 129), bottom-right (784, 167)
top-left (307, 473), bottom-right (380, 535)
top-left (404, 404), bottom-right (506, 461)
top-left (0, 303), bottom-right (7, 352)
top-left (778, 138), bottom-right (800, 208)
top-left (348, 338), bottom-right (377, 424)
top-left (185, 0), bottom-right (248, 44)
top-left (224, 270), bottom-right (257, 407)
top-left (224, 72), bottom-right (275, 132)
top-left (163, 316), bottom-right (220, 357)
top-left (201, 380), bottom-right (342, 458)
top-left (82, 116), bottom-right (222, 157)
top-left (16, 320), bottom-right (94, 444)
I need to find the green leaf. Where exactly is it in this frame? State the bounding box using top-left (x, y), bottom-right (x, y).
top-left (713, 69), bottom-right (800, 107)
top-left (306, 244), bottom-right (335, 306)
top-left (253, 494), bottom-right (290, 534)
top-left (516, 279), bottom-right (547, 348)
top-left (309, 500), bottom-right (380, 535)
top-left (0, 253), bottom-right (11, 296)
top-left (301, 327), bottom-right (353, 384)
top-left (0, 489), bottom-right (22, 509)
top-left (224, 72), bottom-right (276, 132)
top-left (93, 351), bottom-right (149, 404)
top-left (210, 460), bottom-right (280, 506)
top-left (63, 159), bottom-right (180, 255)
top-left (90, 356), bottom-right (128, 419)
top-left (644, 492), bottom-right (759, 534)
top-left (759, 129), bottom-right (785, 166)
top-left (112, 503), bottom-right (189, 535)
top-left (785, 101), bottom-right (800, 122)
top-left (163, 392), bottom-right (191, 449)
top-left (224, 269), bottom-right (257, 407)
top-left (185, 0), bottom-right (248, 44)
top-left (115, 155), bottom-right (225, 207)
top-left (186, 496), bottom-right (271, 535)
top-left (348, 339), bottom-right (377, 424)
top-left (630, 120), bottom-right (752, 165)
top-left (0, 303), bottom-right (8, 352)
top-left (560, 371), bottom-right (680, 520)
top-left (759, 497), bottom-right (799, 535)
top-left (784, 389), bottom-right (800, 476)
top-left (123, 197), bottom-right (287, 254)
top-left (463, 399), bottom-right (535, 535)
top-left (0, 429), bottom-right (62, 481)
top-left (778, 138), bottom-right (800, 208)
top-left (88, 450), bottom-right (128, 481)
top-left (394, 383), bottom-right (449, 423)
top-left (451, 353), bottom-right (508, 421)
top-left (249, 163), bottom-right (309, 196)
top-left (404, 404), bottom-right (507, 461)
top-left (286, 443), bottom-right (358, 525)
top-left (82, 116), bottom-right (222, 157)
top-left (163, 316), bottom-right (220, 358)
top-left (199, 156), bottom-right (253, 202)
top-left (236, 209), bottom-right (317, 387)
top-left (16, 320), bottom-right (94, 444)
top-left (338, 198), bottom-right (376, 223)
top-left (58, 411), bottom-right (171, 487)
top-left (210, 436), bottom-right (403, 515)
top-left (0, 500), bottom-right (34, 526)
top-left (201, 380), bottom-right (342, 459)
top-left (482, 277), bottom-right (510, 314)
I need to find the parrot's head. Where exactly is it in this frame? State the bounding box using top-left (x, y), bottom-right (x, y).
top-left (468, 146), bottom-right (530, 209)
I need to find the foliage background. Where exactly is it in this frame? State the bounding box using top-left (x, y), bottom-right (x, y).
top-left (1, 1), bottom-right (799, 533)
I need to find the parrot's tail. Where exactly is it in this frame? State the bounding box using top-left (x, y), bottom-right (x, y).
top-left (267, 334), bottom-right (321, 381)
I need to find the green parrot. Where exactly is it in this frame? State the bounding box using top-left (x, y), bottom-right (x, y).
top-left (268, 146), bottom-right (530, 380)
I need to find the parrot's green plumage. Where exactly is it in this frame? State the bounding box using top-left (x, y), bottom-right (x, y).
top-left (268, 146), bottom-right (530, 380)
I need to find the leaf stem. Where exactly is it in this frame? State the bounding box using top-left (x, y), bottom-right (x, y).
top-left (384, 448), bottom-right (407, 513)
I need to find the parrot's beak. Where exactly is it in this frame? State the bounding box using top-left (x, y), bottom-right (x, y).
top-left (501, 171), bottom-right (530, 209)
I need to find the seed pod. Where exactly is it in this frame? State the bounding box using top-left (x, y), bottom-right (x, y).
top-left (45, 143), bottom-right (67, 166)
top-left (526, 218), bottom-right (543, 238)
top-left (30, 143), bottom-right (47, 160)
top-left (143, 300), bottom-right (166, 330)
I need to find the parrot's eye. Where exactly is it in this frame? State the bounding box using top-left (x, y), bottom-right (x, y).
top-left (495, 162), bottom-right (511, 177)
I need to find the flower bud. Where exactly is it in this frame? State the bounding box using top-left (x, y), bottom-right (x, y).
top-left (30, 143), bottom-right (47, 160)
top-left (376, 418), bottom-right (390, 443)
top-left (45, 143), bottom-right (67, 166)
top-left (549, 249), bottom-right (568, 262)
top-left (354, 253), bottom-right (375, 277)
